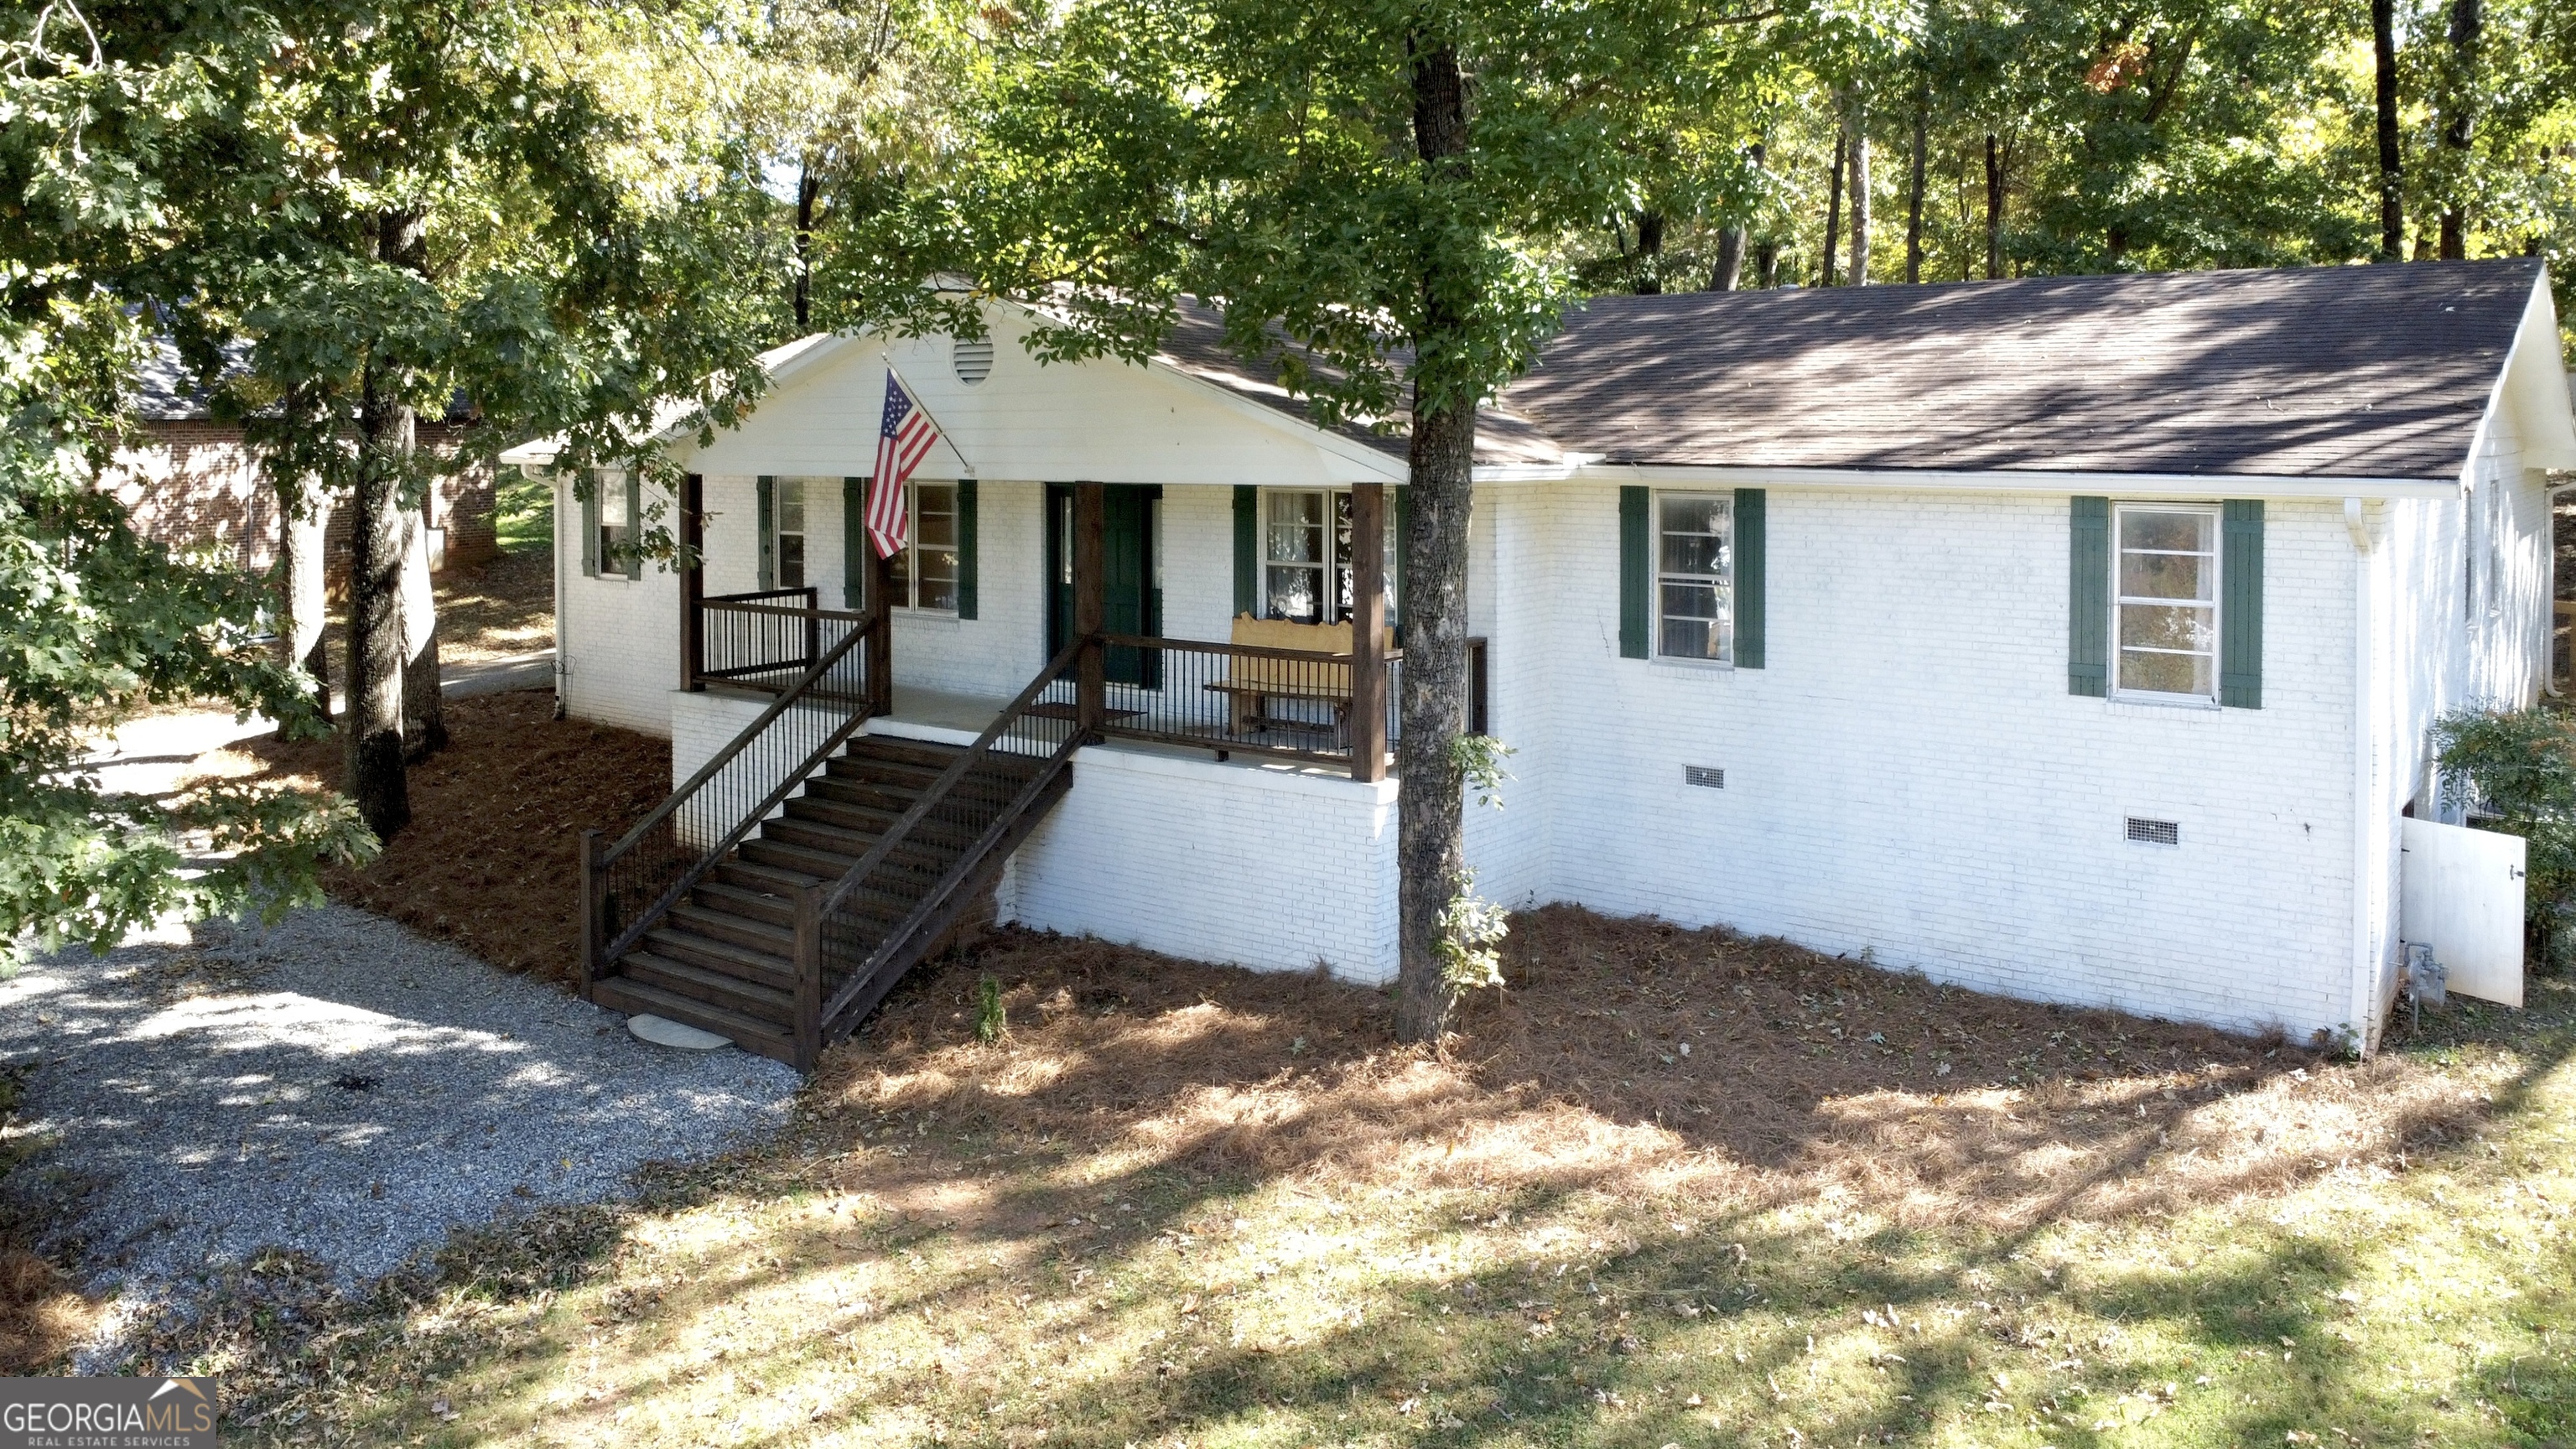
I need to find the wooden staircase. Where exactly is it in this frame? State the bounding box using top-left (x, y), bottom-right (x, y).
top-left (592, 735), bottom-right (1069, 1064)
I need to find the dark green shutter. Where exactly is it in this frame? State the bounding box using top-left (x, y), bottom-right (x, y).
top-left (756, 475), bottom-right (776, 590)
top-left (2220, 499), bottom-right (2264, 709)
top-left (956, 479), bottom-right (979, 620)
top-left (843, 477), bottom-right (864, 608)
top-left (622, 472), bottom-right (644, 579)
top-left (1232, 486), bottom-right (1258, 617)
top-left (2069, 496), bottom-right (2111, 697)
top-left (1732, 489), bottom-right (1765, 668)
top-left (1618, 486), bottom-right (1650, 659)
top-left (579, 474), bottom-right (598, 578)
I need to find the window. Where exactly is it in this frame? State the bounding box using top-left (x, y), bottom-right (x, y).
top-left (773, 478), bottom-right (807, 589)
top-left (588, 469), bottom-right (636, 579)
top-left (1656, 491), bottom-right (1732, 662)
top-left (887, 479), bottom-right (959, 611)
top-left (1260, 489), bottom-right (1396, 625)
top-left (2112, 503), bottom-right (2220, 701)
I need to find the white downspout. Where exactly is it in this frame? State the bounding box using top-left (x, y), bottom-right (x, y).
top-left (2348, 498), bottom-right (2378, 1053)
top-left (552, 469), bottom-right (571, 720)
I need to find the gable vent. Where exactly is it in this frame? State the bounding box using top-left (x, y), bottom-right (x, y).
top-left (2126, 816), bottom-right (2181, 845)
top-left (952, 336), bottom-right (995, 386)
top-left (1685, 766), bottom-right (1725, 789)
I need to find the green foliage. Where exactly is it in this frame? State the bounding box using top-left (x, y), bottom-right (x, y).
top-left (0, 308), bottom-right (376, 963)
top-left (974, 974), bottom-right (1006, 1044)
top-left (1449, 734), bottom-right (1515, 811)
top-left (2432, 705), bottom-right (2576, 919)
top-left (1436, 870), bottom-right (1509, 997)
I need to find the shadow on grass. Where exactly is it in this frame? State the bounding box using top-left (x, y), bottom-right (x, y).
top-left (205, 920), bottom-right (2576, 1447)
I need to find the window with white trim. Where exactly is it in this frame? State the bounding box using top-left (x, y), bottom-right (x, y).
top-left (772, 478), bottom-right (807, 589)
top-left (2112, 502), bottom-right (2220, 701)
top-left (887, 479), bottom-right (959, 611)
top-left (586, 469), bottom-right (636, 579)
top-left (1260, 488), bottom-right (1396, 625)
top-left (1656, 491), bottom-right (1732, 662)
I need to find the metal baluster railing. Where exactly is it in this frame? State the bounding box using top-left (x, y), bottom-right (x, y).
top-left (579, 603), bottom-right (878, 996)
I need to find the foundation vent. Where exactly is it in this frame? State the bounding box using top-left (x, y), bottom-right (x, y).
top-left (1685, 766), bottom-right (1725, 789)
top-left (2126, 816), bottom-right (2181, 846)
top-left (953, 336), bottom-right (995, 385)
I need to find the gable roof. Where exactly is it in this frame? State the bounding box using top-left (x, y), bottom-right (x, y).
top-left (1503, 260), bottom-right (2547, 482)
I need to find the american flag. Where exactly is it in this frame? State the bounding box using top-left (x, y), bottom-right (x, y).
top-left (867, 369), bottom-right (943, 558)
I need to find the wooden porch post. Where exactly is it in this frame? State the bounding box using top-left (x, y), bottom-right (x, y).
top-left (1073, 482), bottom-right (1107, 737)
top-left (865, 523), bottom-right (895, 717)
top-left (678, 473), bottom-right (704, 691)
top-left (1348, 482), bottom-right (1389, 782)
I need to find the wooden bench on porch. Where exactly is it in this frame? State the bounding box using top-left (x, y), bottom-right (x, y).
top-left (1204, 615), bottom-right (1394, 736)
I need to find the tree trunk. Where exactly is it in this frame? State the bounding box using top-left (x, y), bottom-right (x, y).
top-left (2374, 0), bottom-right (2404, 260)
top-left (1755, 239), bottom-right (1780, 288)
top-left (1846, 96), bottom-right (1872, 285)
top-left (1983, 132), bottom-right (2004, 279)
top-left (794, 163), bottom-right (819, 330)
top-left (2438, 0), bottom-right (2480, 258)
top-left (1822, 128), bottom-right (1847, 286)
top-left (345, 209), bottom-right (421, 840)
top-left (1904, 90), bottom-right (1927, 283)
top-left (399, 501), bottom-right (446, 760)
top-left (1633, 210), bottom-right (1665, 294)
top-left (275, 484), bottom-right (333, 730)
top-left (1709, 142), bottom-right (1763, 291)
top-left (1394, 36), bottom-right (1476, 1046)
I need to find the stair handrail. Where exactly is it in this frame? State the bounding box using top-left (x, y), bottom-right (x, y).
top-left (813, 635), bottom-right (1088, 1031)
top-left (595, 605), bottom-right (882, 964)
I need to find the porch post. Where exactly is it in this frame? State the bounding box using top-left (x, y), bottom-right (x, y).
top-left (1348, 482), bottom-right (1389, 782)
top-left (865, 524), bottom-right (895, 717)
top-left (1074, 482), bottom-right (1107, 736)
top-left (678, 473), bottom-right (704, 691)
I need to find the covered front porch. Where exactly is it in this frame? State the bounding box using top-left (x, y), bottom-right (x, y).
top-left (673, 475), bottom-right (1486, 780)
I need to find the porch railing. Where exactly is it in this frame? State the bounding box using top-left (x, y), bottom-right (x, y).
top-left (578, 603), bottom-right (883, 996)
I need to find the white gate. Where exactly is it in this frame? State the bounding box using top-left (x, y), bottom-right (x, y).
top-left (2399, 817), bottom-right (2526, 1007)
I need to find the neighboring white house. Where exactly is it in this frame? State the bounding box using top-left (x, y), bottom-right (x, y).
top-left (510, 259), bottom-right (2576, 1057)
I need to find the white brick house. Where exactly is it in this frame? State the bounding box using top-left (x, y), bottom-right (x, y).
top-left (512, 261), bottom-right (2576, 1058)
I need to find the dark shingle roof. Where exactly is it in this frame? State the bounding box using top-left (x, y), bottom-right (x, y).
top-left (1502, 260), bottom-right (2544, 480)
top-left (1155, 299), bottom-right (1565, 467)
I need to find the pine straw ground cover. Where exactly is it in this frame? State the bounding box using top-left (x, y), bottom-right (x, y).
top-left (184, 688), bottom-right (668, 980)
top-left (166, 910), bottom-right (2576, 1449)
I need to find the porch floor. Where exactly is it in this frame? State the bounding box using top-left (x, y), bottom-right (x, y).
top-left (877, 683), bottom-right (1388, 781)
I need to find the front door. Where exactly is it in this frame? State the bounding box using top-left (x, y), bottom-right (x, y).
top-left (1046, 484), bottom-right (1161, 685)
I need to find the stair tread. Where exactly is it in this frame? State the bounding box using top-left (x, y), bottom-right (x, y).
top-left (667, 902), bottom-right (795, 948)
top-left (594, 976), bottom-right (796, 1054)
top-left (644, 925), bottom-right (792, 975)
top-left (621, 949), bottom-right (797, 1014)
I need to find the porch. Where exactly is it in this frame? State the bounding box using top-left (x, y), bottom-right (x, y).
top-left (674, 478), bottom-right (1488, 780)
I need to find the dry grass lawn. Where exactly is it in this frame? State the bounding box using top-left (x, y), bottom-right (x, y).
top-left (149, 908), bottom-right (2576, 1448)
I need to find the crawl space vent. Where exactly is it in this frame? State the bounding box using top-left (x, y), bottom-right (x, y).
top-left (1685, 766), bottom-right (1725, 789)
top-left (952, 336), bottom-right (995, 385)
top-left (2126, 816), bottom-right (2181, 845)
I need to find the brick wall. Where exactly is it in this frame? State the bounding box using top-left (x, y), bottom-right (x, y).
top-left (1484, 483), bottom-right (2364, 1041)
top-left (99, 419), bottom-right (498, 577)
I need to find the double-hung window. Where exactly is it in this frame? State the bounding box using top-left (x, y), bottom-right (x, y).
top-left (771, 479), bottom-right (807, 589)
top-left (584, 469), bottom-right (639, 580)
top-left (2111, 503), bottom-right (2220, 702)
top-left (1655, 491), bottom-right (1732, 662)
top-left (1260, 489), bottom-right (1396, 625)
top-left (887, 479), bottom-right (960, 612)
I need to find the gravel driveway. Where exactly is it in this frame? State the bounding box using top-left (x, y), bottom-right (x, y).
top-left (0, 903), bottom-right (798, 1341)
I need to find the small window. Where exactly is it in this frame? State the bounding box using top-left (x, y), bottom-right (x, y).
top-left (1260, 488), bottom-right (1396, 625)
top-left (593, 470), bottom-right (632, 579)
top-left (773, 478), bottom-right (807, 589)
top-left (1656, 491), bottom-right (1732, 662)
top-left (888, 479), bottom-right (960, 611)
top-left (2113, 504), bottom-right (2220, 702)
